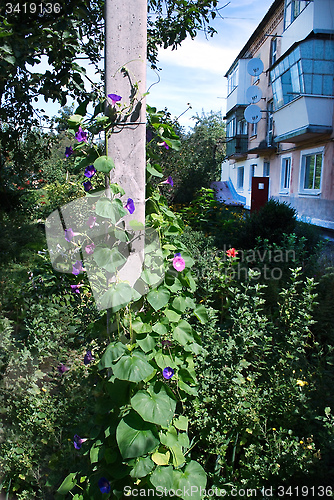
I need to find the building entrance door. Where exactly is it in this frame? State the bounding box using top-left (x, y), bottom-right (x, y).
top-left (251, 177), bottom-right (269, 212)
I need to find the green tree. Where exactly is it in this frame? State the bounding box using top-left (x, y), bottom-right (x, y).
top-left (0, 0), bottom-right (223, 198)
top-left (152, 111), bottom-right (225, 204)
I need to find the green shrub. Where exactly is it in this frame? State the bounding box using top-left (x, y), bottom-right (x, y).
top-left (175, 188), bottom-right (245, 247)
top-left (19, 182), bottom-right (83, 221)
top-left (235, 199), bottom-right (297, 249)
top-left (189, 269), bottom-right (334, 492)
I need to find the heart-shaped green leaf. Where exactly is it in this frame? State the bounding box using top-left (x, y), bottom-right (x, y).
top-left (97, 282), bottom-right (133, 312)
top-left (131, 384), bottom-right (176, 427)
top-left (113, 351), bottom-right (154, 382)
top-left (116, 412), bottom-right (159, 459)
top-left (57, 473), bottom-right (77, 495)
top-left (129, 456), bottom-right (155, 479)
top-left (147, 286), bottom-right (170, 311)
top-left (173, 320), bottom-right (194, 345)
top-left (98, 342), bottom-right (127, 369)
top-left (193, 304), bottom-right (209, 324)
top-left (94, 155), bottom-right (115, 173)
top-left (175, 461), bottom-right (207, 500)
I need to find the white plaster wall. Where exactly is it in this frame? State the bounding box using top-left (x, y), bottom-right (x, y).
top-left (226, 59), bottom-right (251, 112)
top-left (273, 96), bottom-right (334, 137)
top-left (223, 159), bottom-right (267, 209)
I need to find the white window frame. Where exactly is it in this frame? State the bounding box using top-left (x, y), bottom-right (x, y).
top-left (251, 121), bottom-right (258, 136)
top-left (249, 164), bottom-right (256, 191)
top-left (237, 166), bottom-right (244, 190)
top-left (227, 64), bottom-right (239, 96)
top-left (280, 156), bottom-right (291, 194)
top-left (226, 117), bottom-right (236, 138)
top-left (270, 37), bottom-right (277, 66)
top-left (299, 147), bottom-right (324, 196)
top-left (263, 161), bottom-right (270, 177)
top-left (284, 0), bottom-right (311, 30)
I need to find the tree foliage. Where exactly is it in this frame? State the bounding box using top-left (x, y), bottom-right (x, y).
top-left (148, 111), bottom-right (225, 204)
top-left (0, 0), bottom-right (222, 197)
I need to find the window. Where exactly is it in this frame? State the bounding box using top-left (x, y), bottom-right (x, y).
top-left (237, 119), bottom-right (248, 135)
top-left (227, 64), bottom-right (239, 95)
top-left (251, 122), bottom-right (257, 136)
top-left (267, 101), bottom-right (274, 146)
top-left (270, 37), bottom-right (277, 66)
top-left (284, 0), bottom-right (311, 30)
top-left (237, 166), bottom-right (244, 190)
top-left (226, 117), bottom-right (236, 138)
top-left (250, 164), bottom-right (256, 190)
top-left (270, 48), bottom-right (305, 110)
top-left (299, 148), bottom-right (323, 194)
top-left (263, 162), bottom-right (270, 177)
top-left (280, 157), bottom-right (291, 192)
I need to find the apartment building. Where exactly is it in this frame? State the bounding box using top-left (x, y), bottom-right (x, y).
top-left (221, 0), bottom-right (334, 229)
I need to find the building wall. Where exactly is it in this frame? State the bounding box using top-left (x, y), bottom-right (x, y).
top-left (222, 157), bottom-right (271, 209)
top-left (223, 0), bottom-right (334, 229)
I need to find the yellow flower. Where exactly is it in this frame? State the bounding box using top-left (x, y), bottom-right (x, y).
top-left (296, 379), bottom-right (308, 386)
top-left (272, 428), bottom-right (276, 431)
top-left (300, 440), bottom-right (304, 444)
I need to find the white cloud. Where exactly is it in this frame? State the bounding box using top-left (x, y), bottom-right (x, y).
top-left (158, 38), bottom-right (237, 76)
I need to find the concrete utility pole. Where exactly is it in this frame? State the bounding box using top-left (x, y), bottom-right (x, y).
top-left (105, 0), bottom-right (147, 227)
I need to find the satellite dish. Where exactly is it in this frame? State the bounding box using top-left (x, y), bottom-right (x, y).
top-left (244, 104), bottom-right (262, 124)
top-left (246, 85), bottom-right (262, 104)
top-left (247, 58), bottom-right (264, 76)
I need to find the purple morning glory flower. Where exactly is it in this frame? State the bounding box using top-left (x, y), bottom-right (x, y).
top-left (73, 434), bottom-right (87, 450)
top-left (83, 180), bottom-right (92, 192)
top-left (161, 176), bottom-right (173, 187)
top-left (108, 93), bottom-right (122, 106)
top-left (65, 146), bottom-right (73, 158)
top-left (84, 350), bottom-right (94, 365)
top-left (75, 126), bottom-right (88, 143)
top-left (57, 363), bottom-right (70, 374)
top-left (84, 165), bottom-right (96, 178)
top-left (87, 215), bottom-right (97, 228)
top-left (173, 254), bottom-right (185, 272)
top-left (125, 198), bottom-right (135, 214)
top-left (163, 367), bottom-right (174, 380)
top-left (64, 228), bottom-right (74, 242)
top-left (85, 243), bottom-right (95, 255)
top-left (70, 284), bottom-right (83, 293)
top-left (72, 260), bottom-right (84, 276)
top-left (98, 477), bottom-right (111, 494)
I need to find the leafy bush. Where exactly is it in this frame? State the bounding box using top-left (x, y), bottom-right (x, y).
top-left (0, 258), bottom-right (99, 499)
top-left (189, 269), bottom-right (334, 491)
top-left (235, 199), bottom-right (297, 249)
top-left (20, 182), bottom-right (83, 221)
top-left (175, 188), bottom-right (245, 247)
top-left (0, 210), bottom-right (46, 264)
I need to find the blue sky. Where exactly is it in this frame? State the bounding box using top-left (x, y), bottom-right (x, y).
top-left (34, 0), bottom-right (274, 130)
top-left (146, 0), bottom-right (274, 129)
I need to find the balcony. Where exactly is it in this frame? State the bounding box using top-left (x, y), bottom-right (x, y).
top-left (274, 95), bottom-right (333, 143)
top-left (226, 135), bottom-right (248, 157)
